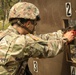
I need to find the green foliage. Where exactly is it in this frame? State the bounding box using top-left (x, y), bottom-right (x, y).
top-left (0, 8), bottom-right (3, 14)
top-left (0, 8), bottom-right (3, 19)
top-left (0, 22), bottom-right (10, 30)
top-left (4, 23), bottom-right (10, 30)
top-left (0, 0), bottom-right (21, 20)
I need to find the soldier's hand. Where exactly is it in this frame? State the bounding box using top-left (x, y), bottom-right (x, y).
top-left (63, 30), bottom-right (74, 42)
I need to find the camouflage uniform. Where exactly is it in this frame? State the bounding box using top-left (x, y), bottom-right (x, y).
top-left (0, 25), bottom-right (66, 75)
top-left (0, 2), bottom-right (67, 75)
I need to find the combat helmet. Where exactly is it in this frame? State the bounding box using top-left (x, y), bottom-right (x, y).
top-left (9, 2), bottom-right (40, 21)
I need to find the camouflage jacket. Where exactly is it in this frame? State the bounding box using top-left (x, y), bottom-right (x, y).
top-left (0, 26), bottom-right (66, 75)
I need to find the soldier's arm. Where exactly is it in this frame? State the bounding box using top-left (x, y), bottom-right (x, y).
top-left (25, 30), bottom-right (74, 57)
top-left (24, 38), bottom-right (65, 57)
top-left (11, 30), bottom-right (74, 58)
top-left (22, 32), bottom-right (68, 57)
top-left (37, 30), bottom-right (63, 40)
top-left (37, 30), bottom-right (74, 43)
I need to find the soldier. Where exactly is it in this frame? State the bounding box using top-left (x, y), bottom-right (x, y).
top-left (0, 2), bottom-right (74, 75)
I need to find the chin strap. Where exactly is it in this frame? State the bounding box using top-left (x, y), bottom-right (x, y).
top-left (21, 25), bottom-right (35, 34)
top-left (15, 20), bottom-right (35, 34)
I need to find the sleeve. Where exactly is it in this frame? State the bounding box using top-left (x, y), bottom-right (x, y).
top-left (38, 30), bottom-right (63, 40)
top-left (24, 39), bottom-right (65, 58)
top-left (11, 30), bottom-right (67, 58)
top-left (23, 30), bottom-right (67, 58)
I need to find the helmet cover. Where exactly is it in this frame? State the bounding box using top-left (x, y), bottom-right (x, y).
top-left (9, 2), bottom-right (39, 20)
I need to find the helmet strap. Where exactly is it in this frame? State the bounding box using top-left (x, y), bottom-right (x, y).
top-left (21, 25), bottom-right (35, 34)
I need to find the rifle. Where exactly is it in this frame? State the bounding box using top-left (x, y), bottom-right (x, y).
top-left (62, 19), bottom-right (76, 36)
top-left (63, 19), bottom-right (76, 63)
